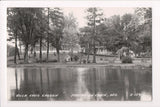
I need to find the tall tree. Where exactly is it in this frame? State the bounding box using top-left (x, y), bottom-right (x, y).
top-left (79, 27), bottom-right (92, 62)
top-left (63, 13), bottom-right (79, 57)
top-left (135, 8), bottom-right (152, 54)
top-left (105, 14), bottom-right (138, 51)
top-left (86, 7), bottom-right (103, 63)
top-left (7, 8), bottom-right (46, 63)
top-left (7, 8), bottom-right (21, 64)
top-left (50, 8), bottom-right (64, 62)
top-left (34, 9), bottom-right (48, 62)
top-left (46, 8), bottom-right (50, 62)
top-left (99, 16), bottom-right (124, 53)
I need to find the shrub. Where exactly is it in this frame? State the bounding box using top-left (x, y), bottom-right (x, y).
top-left (83, 59), bottom-right (86, 64)
top-left (52, 59), bottom-right (58, 62)
top-left (121, 56), bottom-right (132, 63)
top-left (73, 55), bottom-right (79, 61)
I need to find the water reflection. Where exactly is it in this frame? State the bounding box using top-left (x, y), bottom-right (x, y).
top-left (7, 67), bottom-right (152, 101)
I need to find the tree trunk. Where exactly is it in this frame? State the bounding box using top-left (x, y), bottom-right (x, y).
top-left (87, 53), bottom-right (90, 63)
top-left (17, 47), bottom-right (21, 60)
top-left (14, 33), bottom-right (17, 64)
top-left (56, 47), bottom-right (60, 62)
top-left (14, 31), bottom-right (21, 63)
top-left (71, 43), bottom-right (73, 54)
top-left (93, 39), bottom-right (96, 63)
top-left (46, 39), bottom-right (49, 62)
top-left (79, 51), bottom-right (82, 64)
top-left (93, 10), bottom-right (96, 63)
top-left (87, 43), bottom-right (91, 63)
top-left (19, 41), bottom-right (22, 55)
top-left (70, 44), bottom-right (74, 61)
top-left (30, 47), bottom-right (33, 54)
top-left (24, 43), bottom-right (29, 63)
top-left (33, 46), bottom-right (36, 57)
top-left (46, 8), bottom-right (50, 62)
top-left (39, 36), bottom-right (42, 62)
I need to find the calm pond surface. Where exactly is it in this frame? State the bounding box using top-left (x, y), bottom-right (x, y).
top-left (7, 66), bottom-right (152, 101)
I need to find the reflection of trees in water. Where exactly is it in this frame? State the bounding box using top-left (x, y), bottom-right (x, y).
top-left (85, 67), bottom-right (124, 101)
top-left (10, 67), bottom-right (152, 101)
top-left (123, 69), bottom-right (152, 101)
top-left (14, 68), bottom-right (18, 100)
top-left (102, 67), bottom-right (124, 100)
top-left (54, 68), bottom-right (64, 100)
top-left (123, 69), bottom-right (139, 100)
top-left (87, 68), bottom-right (97, 100)
top-left (84, 67), bottom-right (152, 101)
top-left (12, 68), bottom-right (50, 100)
top-left (74, 68), bottom-right (94, 101)
top-left (124, 70), bottom-right (129, 100)
top-left (40, 68), bottom-right (43, 94)
top-left (47, 68), bottom-right (50, 92)
top-left (46, 68), bottom-right (78, 100)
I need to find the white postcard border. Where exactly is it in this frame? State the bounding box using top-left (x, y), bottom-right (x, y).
top-left (0, 0), bottom-right (160, 107)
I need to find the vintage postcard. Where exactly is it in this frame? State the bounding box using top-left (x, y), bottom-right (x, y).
top-left (1, 0), bottom-right (160, 107)
top-left (6, 7), bottom-right (152, 101)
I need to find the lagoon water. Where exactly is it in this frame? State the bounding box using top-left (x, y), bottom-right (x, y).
top-left (7, 66), bottom-right (152, 101)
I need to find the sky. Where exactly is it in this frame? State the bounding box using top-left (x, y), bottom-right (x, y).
top-left (62, 7), bottom-right (135, 28)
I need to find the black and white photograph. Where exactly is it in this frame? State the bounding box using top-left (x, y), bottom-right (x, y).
top-left (6, 7), bottom-right (152, 101)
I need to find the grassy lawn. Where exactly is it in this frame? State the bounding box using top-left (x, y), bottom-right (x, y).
top-left (7, 52), bottom-right (152, 68)
top-left (8, 52), bottom-right (119, 63)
